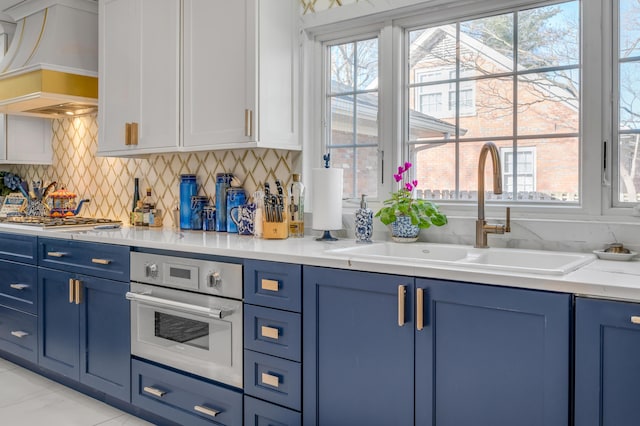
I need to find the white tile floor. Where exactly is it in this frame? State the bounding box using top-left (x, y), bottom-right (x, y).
top-left (0, 357), bottom-right (153, 426)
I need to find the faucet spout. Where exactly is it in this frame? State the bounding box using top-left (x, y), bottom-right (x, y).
top-left (475, 142), bottom-right (509, 248)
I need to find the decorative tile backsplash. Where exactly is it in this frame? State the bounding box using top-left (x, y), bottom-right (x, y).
top-left (7, 115), bottom-right (300, 226)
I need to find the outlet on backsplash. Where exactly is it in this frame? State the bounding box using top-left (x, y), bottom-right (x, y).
top-left (7, 115), bottom-right (300, 225)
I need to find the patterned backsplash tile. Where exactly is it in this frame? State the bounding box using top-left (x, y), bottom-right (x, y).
top-left (6, 115), bottom-right (300, 226)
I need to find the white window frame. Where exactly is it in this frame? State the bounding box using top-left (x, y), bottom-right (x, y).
top-left (301, 0), bottom-right (634, 220)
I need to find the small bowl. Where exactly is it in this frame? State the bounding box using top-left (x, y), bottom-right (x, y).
top-left (593, 249), bottom-right (638, 261)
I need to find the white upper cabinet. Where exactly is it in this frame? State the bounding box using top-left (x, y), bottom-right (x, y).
top-left (98, 0), bottom-right (180, 156)
top-left (98, 0), bottom-right (300, 157)
top-left (0, 115), bottom-right (52, 165)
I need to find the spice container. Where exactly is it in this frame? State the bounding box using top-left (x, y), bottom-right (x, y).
top-left (180, 174), bottom-right (197, 229)
top-left (190, 196), bottom-right (210, 230)
top-left (202, 206), bottom-right (216, 231)
top-left (215, 173), bottom-right (233, 232)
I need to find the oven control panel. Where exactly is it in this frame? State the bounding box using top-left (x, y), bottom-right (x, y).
top-left (130, 252), bottom-right (242, 299)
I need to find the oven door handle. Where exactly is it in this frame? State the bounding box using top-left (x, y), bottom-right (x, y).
top-left (125, 291), bottom-right (232, 319)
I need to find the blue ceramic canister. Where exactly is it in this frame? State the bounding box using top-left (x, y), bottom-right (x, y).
top-left (202, 206), bottom-right (216, 231)
top-left (215, 173), bottom-right (234, 232)
top-left (190, 196), bottom-right (210, 230)
top-left (226, 188), bottom-right (246, 233)
top-left (179, 174), bottom-right (197, 230)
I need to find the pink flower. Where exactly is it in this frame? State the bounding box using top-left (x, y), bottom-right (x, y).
top-left (393, 173), bottom-right (402, 182)
top-left (412, 179), bottom-right (418, 187)
top-left (405, 182), bottom-right (413, 191)
top-left (404, 162), bottom-right (412, 171)
top-left (397, 166), bottom-right (404, 174)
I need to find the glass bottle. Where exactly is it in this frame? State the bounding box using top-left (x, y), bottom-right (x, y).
top-left (133, 200), bottom-right (145, 227)
top-left (180, 174), bottom-right (197, 230)
top-left (289, 174), bottom-right (305, 237)
top-left (130, 178), bottom-right (140, 225)
top-left (142, 187), bottom-right (155, 226)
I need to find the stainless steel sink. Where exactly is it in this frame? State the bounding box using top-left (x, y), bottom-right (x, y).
top-left (326, 243), bottom-right (596, 275)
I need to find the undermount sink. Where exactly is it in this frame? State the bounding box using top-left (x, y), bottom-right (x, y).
top-left (326, 243), bottom-right (596, 275)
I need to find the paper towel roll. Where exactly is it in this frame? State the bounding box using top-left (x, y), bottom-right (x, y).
top-left (312, 168), bottom-right (343, 230)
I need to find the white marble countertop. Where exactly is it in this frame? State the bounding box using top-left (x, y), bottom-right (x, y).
top-left (2, 223), bottom-right (640, 302)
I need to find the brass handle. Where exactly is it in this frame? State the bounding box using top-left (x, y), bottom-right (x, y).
top-left (631, 316), bottom-right (640, 325)
top-left (398, 285), bottom-right (406, 327)
top-left (261, 325), bottom-right (280, 340)
top-left (11, 331), bottom-right (28, 338)
top-left (69, 278), bottom-right (74, 303)
top-left (131, 122), bottom-right (139, 145)
top-left (143, 386), bottom-right (166, 398)
top-left (125, 122), bottom-right (131, 145)
top-left (505, 207), bottom-right (511, 233)
top-left (10, 284), bottom-right (29, 290)
top-left (91, 258), bottom-right (111, 265)
top-left (416, 288), bottom-right (424, 331)
top-left (261, 372), bottom-right (280, 388)
top-left (75, 279), bottom-right (81, 305)
top-left (194, 405), bottom-right (220, 418)
top-left (245, 109), bottom-right (253, 137)
top-left (261, 279), bottom-right (279, 292)
top-left (47, 251), bottom-right (65, 258)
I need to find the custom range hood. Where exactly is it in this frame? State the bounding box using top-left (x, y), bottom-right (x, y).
top-left (0, 0), bottom-right (97, 118)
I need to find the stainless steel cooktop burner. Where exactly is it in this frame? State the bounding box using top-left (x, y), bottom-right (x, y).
top-left (0, 216), bottom-right (121, 228)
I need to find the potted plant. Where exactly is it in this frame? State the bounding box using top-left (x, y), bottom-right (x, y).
top-left (375, 162), bottom-right (447, 242)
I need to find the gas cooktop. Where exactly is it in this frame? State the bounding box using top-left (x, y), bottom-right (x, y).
top-left (0, 216), bottom-right (121, 229)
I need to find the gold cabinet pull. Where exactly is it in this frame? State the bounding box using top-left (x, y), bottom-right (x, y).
top-left (47, 251), bottom-right (65, 258)
top-left (194, 405), bottom-right (220, 418)
top-left (143, 386), bottom-right (166, 398)
top-left (245, 109), bottom-right (253, 137)
top-left (10, 283), bottom-right (29, 290)
top-left (398, 285), bottom-right (406, 327)
top-left (416, 288), bottom-right (424, 331)
top-left (130, 122), bottom-right (139, 145)
top-left (261, 279), bottom-right (279, 292)
top-left (261, 372), bottom-right (280, 388)
top-left (91, 258), bottom-right (111, 265)
top-left (261, 325), bottom-right (280, 340)
top-left (125, 122), bottom-right (131, 145)
top-left (10, 330), bottom-right (28, 338)
top-left (631, 316), bottom-right (640, 325)
top-left (75, 279), bottom-right (81, 305)
top-left (69, 278), bottom-right (75, 303)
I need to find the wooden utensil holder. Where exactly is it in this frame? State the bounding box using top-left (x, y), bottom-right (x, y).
top-left (262, 217), bottom-right (289, 239)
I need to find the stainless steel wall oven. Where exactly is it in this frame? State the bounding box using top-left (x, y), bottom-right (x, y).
top-left (127, 252), bottom-right (243, 388)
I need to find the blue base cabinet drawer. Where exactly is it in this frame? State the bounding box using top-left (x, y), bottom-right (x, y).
top-left (0, 305), bottom-right (37, 363)
top-left (0, 232), bottom-right (37, 264)
top-left (244, 260), bottom-right (301, 312)
top-left (244, 350), bottom-right (301, 411)
top-left (38, 238), bottom-right (130, 282)
top-left (244, 395), bottom-right (301, 426)
top-left (0, 260), bottom-right (37, 314)
top-left (244, 304), bottom-right (301, 362)
top-left (132, 358), bottom-right (242, 426)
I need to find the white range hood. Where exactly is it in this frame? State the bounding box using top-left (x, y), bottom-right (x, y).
top-left (0, 0), bottom-right (97, 118)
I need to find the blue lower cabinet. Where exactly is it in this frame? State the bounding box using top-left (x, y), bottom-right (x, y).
top-left (244, 350), bottom-right (301, 411)
top-left (575, 297), bottom-right (640, 426)
top-left (415, 279), bottom-right (571, 426)
top-left (244, 304), bottom-right (301, 362)
top-left (38, 268), bottom-right (130, 401)
top-left (244, 395), bottom-right (301, 426)
top-left (132, 358), bottom-right (242, 426)
top-left (302, 267), bottom-right (415, 426)
top-left (0, 305), bottom-right (37, 363)
top-left (0, 232), bottom-right (37, 264)
top-left (0, 260), bottom-right (37, 314)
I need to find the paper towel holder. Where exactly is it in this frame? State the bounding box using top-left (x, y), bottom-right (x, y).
top-left (316, 230), bottom-right (338, 241)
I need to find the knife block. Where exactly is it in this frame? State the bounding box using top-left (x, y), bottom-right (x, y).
top-left (262, 217), bottom-right (288, 239)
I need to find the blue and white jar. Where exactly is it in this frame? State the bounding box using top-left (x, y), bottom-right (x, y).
top-left (390, 215), bottom-right (420, 242)
top-left (355, 194), bottom-right (373, 243)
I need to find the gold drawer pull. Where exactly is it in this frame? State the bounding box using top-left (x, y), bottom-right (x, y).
top-left (47, 251), bottom-right (66, 258)
top-left (10, 331), bottom-right (28, 338)
top-left (261, 325), bottom-right (280, 340)
top-left (631, 316), bottom-right (640, 325)
top-left (75, 280), bottom-right (82, 305)
top-left (91, 258), bottom-right (111, 265)
top-left (416, 288), bottom-right (424, 331)
top-left (194, 405), bottom-right (220, 418)
top-left (143, 386), bottom-right (166, 398)
top-left (398, 285), bottom-right (406, 327)
top-left (130, 122), bottom-right (139, 146)
top-left (261, 372), bottom-right (280, 388)
top-left (10, 284), bottom-right (29, 290)
top-left (261, 279), bottom-right (279, 292)
top-left (69, 278), bottom-right (75, 303)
